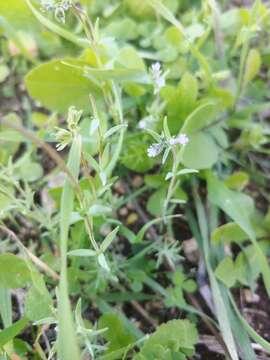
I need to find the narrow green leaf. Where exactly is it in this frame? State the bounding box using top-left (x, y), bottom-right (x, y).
top-left (104, 125), bottom-right (127, 140)
top-left (68, 249), bottom-right (97, 257)
top-left (163, 117), bottom-right (171, 139)
top-left (0, 317), bottom-right (29, 348)
top-left (101, 227), bottom-right (119, 253)
top-left (229, 293), bottom-right (270, 353)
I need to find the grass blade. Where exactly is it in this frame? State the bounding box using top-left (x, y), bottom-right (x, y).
top-left (58, 134), bottom-right (82, 360)
top-left (229, 293), bottom-right (270, 353)
top-left (193, 183), bottom-right (239, 360)
top-left (0, 317), bottom-right (28, 348)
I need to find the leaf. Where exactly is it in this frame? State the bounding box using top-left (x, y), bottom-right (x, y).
top-left (17, 161), bottom-right (43, 182)
top-left (224, 171), bottom-right (249, 191)
top-left (211, 222), bottom-right (248, 244)
top-left (84, 67), bottom-right (149, 84)
top-left (25, 272), bottom-right (53, 321)
top-left (207, 172), bottom-right (270, 297)
top-left (116, 46), bottom-right (146, 71)
top-left (181, 132), bottom-right (218, 169)
top-left (98, 253), bottom-right (110, 272)
top-left (68, 249), bottom-right (97, 257)
top-left (181, 102), bottom-right (220, 135)
top-left (163, 117), bottom-right (171, 139)
top-left (99, 313), bottom-right (135, 353)
top-left (0, 287), bottom-right (12, 328)
top-left (0, 0), bottom-right (38, 32)
top-left (0, 254), bottom-right (31, 289)
top-left (176, 72), bottom-right (198, 115)
top-left (215, 257), bottom-right (237, 288)
top-left (88, 204), bottom-right (112, 217)
top-left (133, 319), bottom-right (198, 359)
top-left (121, 133), bottom-right (155, 173)
top-left (243, 49), bottom-right (261, 86)
top-left (104, 124), bottom-right (127, 140)
top-left (124, 0), bottom-right (154, 18)
top-left (25, 59), bottom-right (102, 113)
top-left (0, 317), bottom-right (29, 348)
top-left (234, 242), bottom-right (268, 287)
top-left (229, 293), bottom-right (270, 354)
top-left (165, 73), bottom-right (198, 133)
top-left (166, 168), bottom-right (199, 180)
top-left (101, 227), bottom-right (119, 252)
top-left (63, 60), bottom-right (149, 84)
top-left (147, 187), bottom-right (166, 217)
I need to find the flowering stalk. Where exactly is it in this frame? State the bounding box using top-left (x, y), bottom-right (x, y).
top-left (145, 124), bottom-right (190, 220)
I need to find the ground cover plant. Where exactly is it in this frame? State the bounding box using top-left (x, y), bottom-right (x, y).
top-left (0, 0), bottom-right (270, 359)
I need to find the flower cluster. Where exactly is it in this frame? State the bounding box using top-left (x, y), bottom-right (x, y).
top-left (55, 106), bottom-right (83, 151)
top-left (147, 142), bottom-right (164, 158)
top-left (41, 0), bottom-right (72, 23)
top-left (147, 134), bottom-right (189, 158)
top-left (150, 62), bottom-right (167, 95)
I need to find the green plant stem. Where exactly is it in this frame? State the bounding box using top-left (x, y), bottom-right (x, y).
top-left (73, 6), bottom-right (126, 176)
top-left (163, 148), bottom-right (180, 219)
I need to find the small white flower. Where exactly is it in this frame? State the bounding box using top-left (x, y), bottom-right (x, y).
top-left (176, 133), bottom-right (189, 145)
top-left (55, 127), bottom-right (71, 151)
top-left (169, 134), bottom-right (189, 146)
top-left (151, 62), bottom-right (166, 94)
top-left (147, 143), bottom-right (163, 158)
top-left (138, 120), bottom-right (147, 129)
top-left (151, 62), bottom-right (161, 73)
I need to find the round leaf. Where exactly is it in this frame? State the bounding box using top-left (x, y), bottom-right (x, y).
top-left (181, 133), bottom-right (218, 169)
top-left (0, 254), bottom-right (31, 289)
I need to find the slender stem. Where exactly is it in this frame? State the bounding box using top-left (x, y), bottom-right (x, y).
top-left (163, 148), bottom-right (180, 219)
